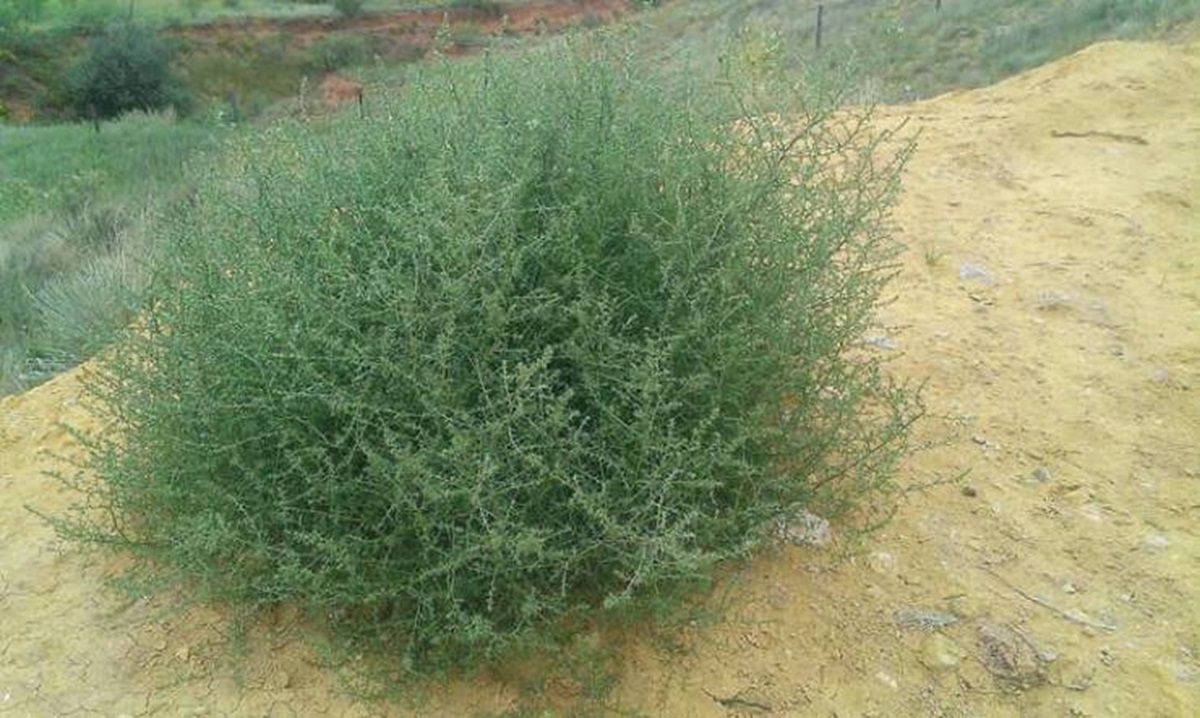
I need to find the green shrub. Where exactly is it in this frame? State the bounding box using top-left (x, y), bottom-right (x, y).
top-left (68, 23), bottom-right (187, 121)
top-left (59, 37), bottom-right (914, 671)
top-left (305, 32), bottom-right (377, 73)
top-left (452, 0), bottom-right (505, 15)
top-left (332, 0), bottom-right (364, 19)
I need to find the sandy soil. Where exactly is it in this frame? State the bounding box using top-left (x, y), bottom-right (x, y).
top-left (2, 39), bottom-right (1198, 716)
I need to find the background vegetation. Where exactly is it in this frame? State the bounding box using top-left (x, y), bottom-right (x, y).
top-left (0, 114), bottom-right (226, 392)
top-left (645, 0), bottom-right (1200, 101)
top-left (5, 0), bottom-right (502, 31)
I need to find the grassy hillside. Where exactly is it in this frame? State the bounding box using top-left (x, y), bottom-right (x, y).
top-left (0, 113), bottom-right (227, 392)
top-left (14, 0), bottom-right (500, 32)
top-left (644, 0), bottom-right (1200, 101)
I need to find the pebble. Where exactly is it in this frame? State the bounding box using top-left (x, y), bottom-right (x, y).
top-left (977, 622), bottom-right (1044, 686)
top-left (1143, 534), bottom-right (1171, 550)
top-left (961, 485), bottom-right (978, 497)
top-left (959, 262), bottom-right (995, 285)
top-left (896, 607), bottom-right (960, 631)
top-left (775, 510), bottom-right (832, 547)
top-left (921, 633), bottom-right (966, 670)
top-left (869, 551), bottom-right (896, 573)
top-left (1031, 466), bottom-right (1053, 483)
top-left (863, 335), bottom-right (898, 350)
top-left (875, 671), bottom-right (899, 689)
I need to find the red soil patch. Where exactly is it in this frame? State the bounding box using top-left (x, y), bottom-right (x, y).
top-left (168, 0), bottom-right (635, 51)
top-left (167, 0), bottom-right (640, 110)
top-left (317, 73), bottom-right (363, 109)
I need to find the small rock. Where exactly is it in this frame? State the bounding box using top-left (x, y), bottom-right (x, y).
top-left (971, 435), bottom-right (988, 445)
top-left (921, 633), bottom-right (966, 670)
top-left (869, 551), bottom-right (896, 574)
top-left (1035, 290), bottom-right (1073, 311)
top-left (896, 607), bottom-right (960, 631)
top-left (875, 671), bottom-right (899, 689)
top-left (174, 646), bottom-right (191, 662)
top-left (1143, 534), bottom-right (1170, 550)
top-left (978, 622), bottom-right (1044, 687)
top-left (961, 485), bottom-right (978, 497)
top-left (1031, 466), bottom-right (1053, 483)
top-left (959, 262), bottom-right (995, 285)
top-left (775, 510), bottom-right (832, 547)
top-left (863, 335), bottom-right (898, 351)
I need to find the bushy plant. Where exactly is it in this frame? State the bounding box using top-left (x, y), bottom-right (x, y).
top-left (332, 0), bottom-right (364, 19)
top-left (68, 23), bottom-right (187, 121)
top-left (59, 37), bottom-right (914, 670)
top-left (305, 32), bottom-right (377, 73)
top-left (452, 0), bottom-right (505, 15)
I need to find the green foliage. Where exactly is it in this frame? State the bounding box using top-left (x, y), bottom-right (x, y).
top-left (68, 23), bottom-right (188, 120)
top-left (0, 28), bottom-right (79, 121)
top-left (0, 201), bottom-right (143, 393)
top-left (0, 0), bottom-right (46, 30)
top-left (332, 0), bottom-right (363, 19)
top-left (0, 113), bottom-right (217, 225)
top-left (305, 31), bottom-right (378, 72)
top-left (0, 113), bottom-right (222, 393)
top-left (451, 0), bottom-right (504, 15)
top-left (642, 0), bottom-right (1200, 102)
top-left (60, 37), bottom-right (915, 672)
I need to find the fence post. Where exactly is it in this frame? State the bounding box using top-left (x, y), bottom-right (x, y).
top-left (816, 4), bottom-right (824, 51)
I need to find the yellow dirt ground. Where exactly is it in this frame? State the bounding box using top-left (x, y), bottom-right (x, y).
top-left (2, 39), bottom-right (1198, 716)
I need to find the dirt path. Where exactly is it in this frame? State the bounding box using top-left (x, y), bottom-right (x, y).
top-left (2, 39), bottom-right (1198, 716)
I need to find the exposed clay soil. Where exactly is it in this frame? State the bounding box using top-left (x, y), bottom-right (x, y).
top-left (2, 39), bottom-right (1198, 716)
top-left (167, 0), bottom-right (635, 54)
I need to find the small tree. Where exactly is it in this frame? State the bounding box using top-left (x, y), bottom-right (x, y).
top-left (68, 24), bottom-right (186, 121)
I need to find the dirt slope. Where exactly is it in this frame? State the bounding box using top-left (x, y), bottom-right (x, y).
top-left (2, 39), bottom-right (1198, 716)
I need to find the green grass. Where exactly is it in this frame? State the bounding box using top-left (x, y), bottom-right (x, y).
top-left (0, 112), bottom-right (228, 393)
top-left (0, 111), bottom-right (221, 224)
top-left (21, 0), bottom-right (513, 31)
top-left (642, 0), bottom-right (1200, 101)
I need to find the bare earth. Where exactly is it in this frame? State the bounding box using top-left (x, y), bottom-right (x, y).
top-left (2, 39), bottom-right (1198, 716)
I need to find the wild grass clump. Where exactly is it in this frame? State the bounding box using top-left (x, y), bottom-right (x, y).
top-left (0, 112), bottom-right (223, 394)
top-left (59, 37), bottom-right (915, 671)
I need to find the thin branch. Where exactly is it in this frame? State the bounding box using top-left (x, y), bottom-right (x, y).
top-left (981, 566), bottom-right (1116, 632)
